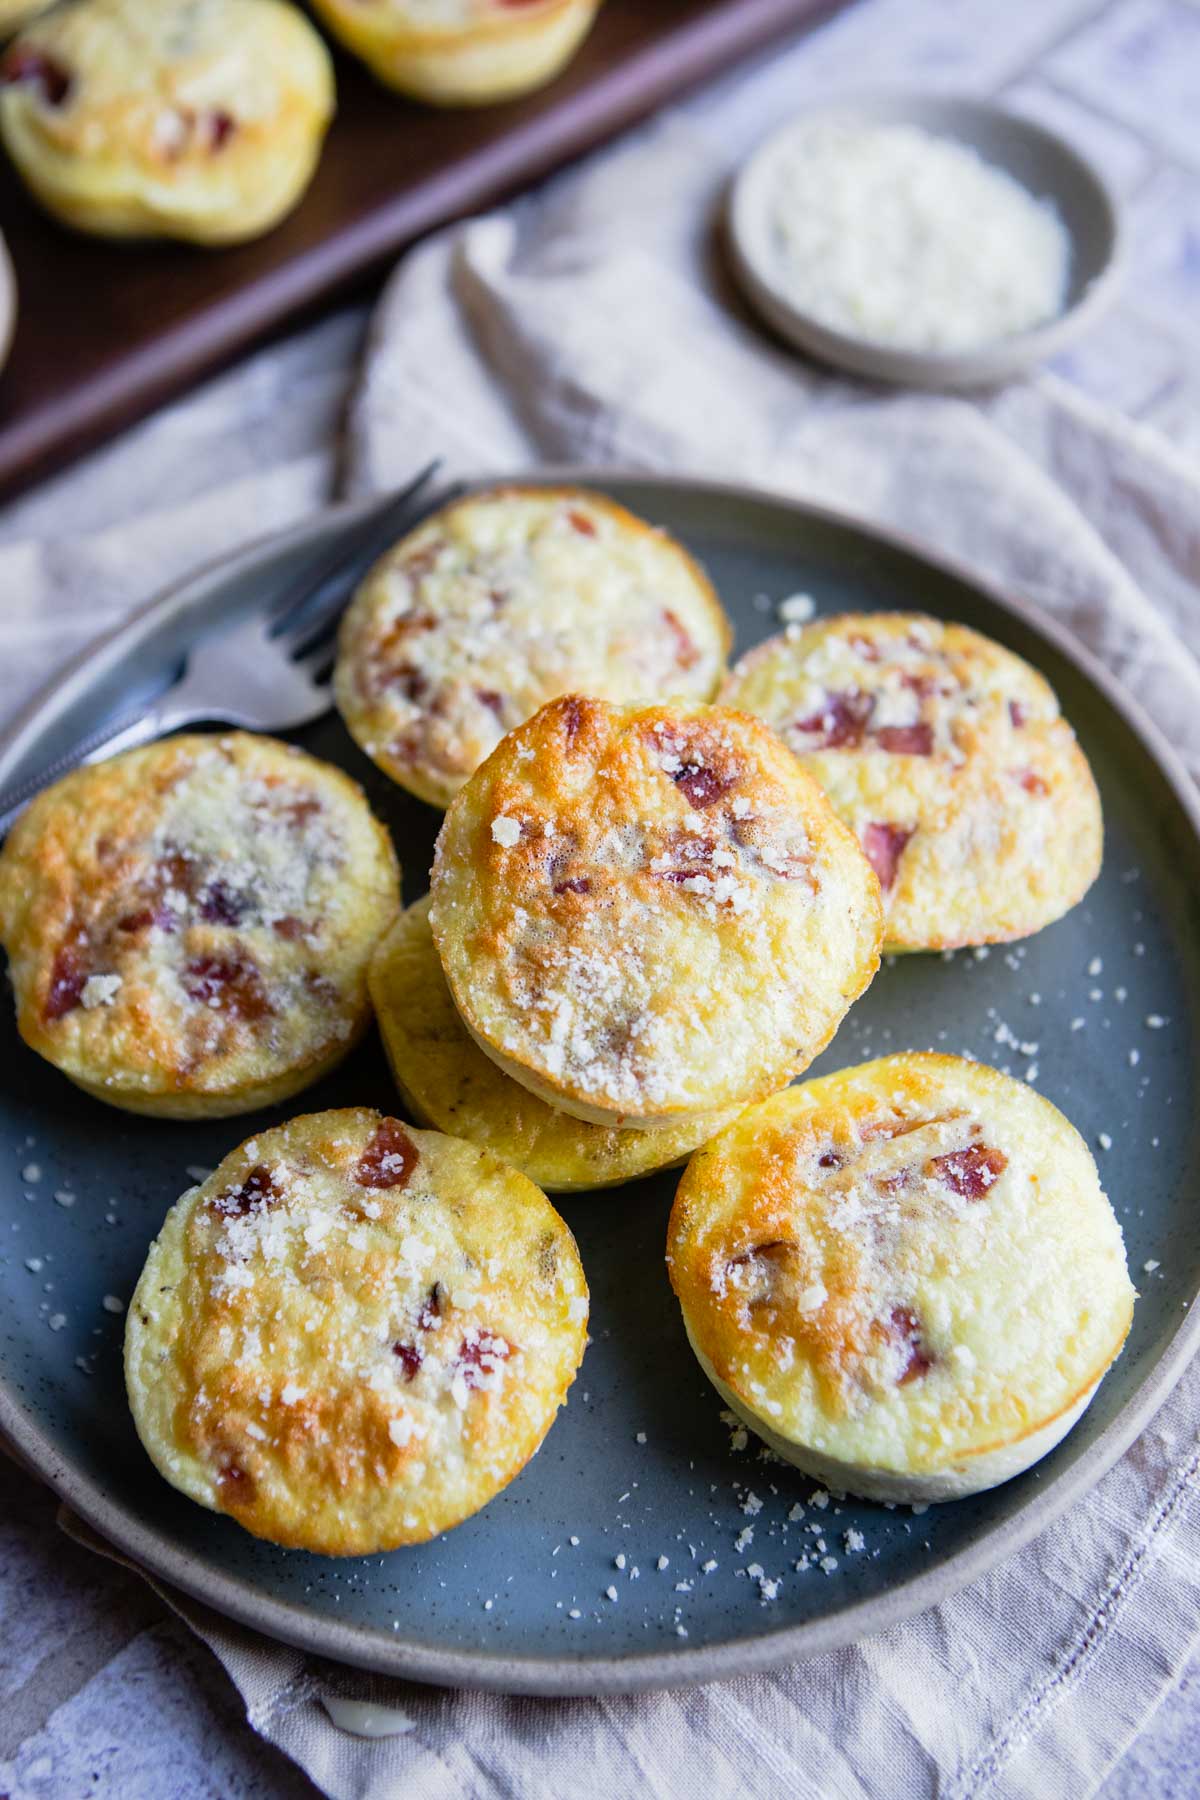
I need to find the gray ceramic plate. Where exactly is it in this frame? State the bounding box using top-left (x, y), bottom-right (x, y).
top-left (727, 92), bottom-right (1123, 388)
top-left (1, 474), bottom-right (1197, 1697)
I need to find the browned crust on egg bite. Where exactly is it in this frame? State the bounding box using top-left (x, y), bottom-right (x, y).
top-left (125, 1109), bottom-right (588, 1553)
top-left (668, 1054), bottom-right (1134, 1491)
top-left (430, 694), bottom-right (883, 1127)
top-left (0, 733), bottom-right (399, 1117)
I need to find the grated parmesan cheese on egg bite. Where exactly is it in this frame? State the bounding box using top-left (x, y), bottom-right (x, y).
top-left (668, 1053), bottom-right (1134, 1503)
top-left (0, 733), bottom-right (400, 1118)
top-left (369, 896), bottom-right (748, 1190)
top-left (430, 695), bottom-right (883, 1129)
top-left (335, 485), bottom-right (731, 809)
top-left (722, 611), bottom-right (1102, 953)
top-left (125, 1109), bottom-right (588, 1553)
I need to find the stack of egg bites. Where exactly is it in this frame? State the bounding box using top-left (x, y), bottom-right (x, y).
top-left (0, 482), bottom-right (1135, 1559)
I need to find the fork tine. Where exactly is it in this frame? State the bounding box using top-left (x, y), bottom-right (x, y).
top-left (288, 606), bottom-right (340, 660)
top-left (271, 472), bottom-right (466, 658)
top-left (295, 642), bottom-right (335, 681)
top-left (269, 462), bottom-right (454, 648)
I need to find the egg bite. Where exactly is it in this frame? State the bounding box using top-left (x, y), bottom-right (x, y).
top-left (0, 0), bottom-right (334, 244)
top-left (370, 895), bottom-right (746, 1191)
top-left (308, 0), bottom-right (600, 107)
top-left (125, 1109), bottom-right (588, 1552)
top-left (0, 733), bottom-right (399, 1118)
top-left (668, 1053), bottom-right (1134, 1503)
top-left (721, 611), bottom-right (1102, 952)
top-left (335, 484), bottom-right (732, 808)
top-left (430, 695), bottom-right (883, 1129)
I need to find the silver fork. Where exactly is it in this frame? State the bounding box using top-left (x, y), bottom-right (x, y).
top-left (0, 463), bottom-right (456, 837)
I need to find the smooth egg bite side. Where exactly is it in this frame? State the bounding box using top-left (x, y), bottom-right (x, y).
top-left (334, 484), bottom-right (732, 809)
top-left (0, 733), bottom-right (400, 1118)
top-left (668, 1053), bottom-right (1134, 1504)
top-left (721, 611), bottom-right (1103, 952)
top-left (125, 1110), bottom-right (589, 1553)
top-left (430, 695), bottom-right (884, 1130)
top-left (370, 895), bottom-right (748, 1191)
top-left (308, 0), bottom-right (601, 107)
top-left (0, 0), bottom-right (334, 244)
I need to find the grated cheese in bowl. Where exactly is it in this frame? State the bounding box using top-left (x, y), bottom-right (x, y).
top-left (764, 120), bottom-right (1070, 354)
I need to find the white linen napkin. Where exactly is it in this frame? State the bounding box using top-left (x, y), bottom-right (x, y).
top-left (4, 105), bottom-right (1200, 1800)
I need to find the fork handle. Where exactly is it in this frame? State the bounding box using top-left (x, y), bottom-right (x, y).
top-left (0, 701), bottom-right (176, 838)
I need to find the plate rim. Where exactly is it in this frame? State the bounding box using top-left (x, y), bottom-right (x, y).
top-left (2, 466), bottom-right (1198, 1696)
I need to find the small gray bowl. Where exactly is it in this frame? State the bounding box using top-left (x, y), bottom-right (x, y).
top-left (727, 91), bottom-right (1123, 389)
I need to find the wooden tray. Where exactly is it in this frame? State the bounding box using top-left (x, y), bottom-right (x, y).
top-left (0, 0), bottom-right (844, 501)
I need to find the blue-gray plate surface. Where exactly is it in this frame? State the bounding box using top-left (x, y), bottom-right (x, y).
top-left (1, 475), bottom-right (1197, 1695)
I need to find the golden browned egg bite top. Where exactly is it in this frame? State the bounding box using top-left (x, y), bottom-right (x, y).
top-left (669, 1054), bottom-right (1134, 1501)
top-left (431, 695), bottom-right (883, 1127)
top-left (126, 1109), bottom-right (588, 1552)
top-left (0, 733), bottom-right (399, 1117)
